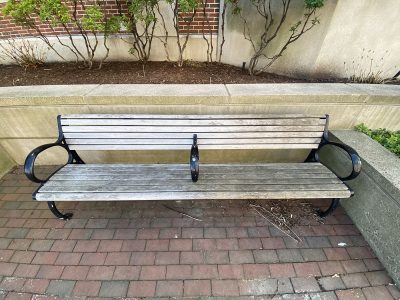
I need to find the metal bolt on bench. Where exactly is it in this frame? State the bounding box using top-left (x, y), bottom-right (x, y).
top-left (24, 114), bottom-right (361, 220)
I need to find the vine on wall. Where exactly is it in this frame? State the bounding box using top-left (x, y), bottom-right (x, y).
top-left (223, 0), bottom-right (325, 75)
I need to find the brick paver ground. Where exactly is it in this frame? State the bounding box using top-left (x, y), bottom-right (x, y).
top-left (0, 166), bottom-right (399, 299)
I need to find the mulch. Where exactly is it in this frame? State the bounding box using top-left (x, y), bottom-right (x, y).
top-left (0, 61), bottom-right (341, 86)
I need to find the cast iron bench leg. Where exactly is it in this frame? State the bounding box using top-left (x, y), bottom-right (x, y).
top-left (48, 201), bottom-right (73, 220)
top-left (318, 198), bottom-right (339, 218)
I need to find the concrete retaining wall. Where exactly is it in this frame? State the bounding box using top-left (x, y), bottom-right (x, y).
top-left (0, 143), bottom-right (15, 179)
top-left (0, 83), bottom-right (399, 165)
top-left (324, 130), bottom-right (400, 286)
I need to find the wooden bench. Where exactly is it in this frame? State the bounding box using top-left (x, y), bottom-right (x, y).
top-left (24, 114), bottom-right (361, 220)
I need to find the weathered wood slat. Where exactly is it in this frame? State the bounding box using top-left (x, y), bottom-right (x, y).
top-left (50, 173), bottom-right (338, 181)
top-left (63, 132), bottom-right (324, 139)
top-left (62, 163), bottom-right (325, 169)
top-left (44, 178), bottom-right (342, 186)
top-left (65, 138), bottom-right (322, 145)
top-left (67, 144), bottom-right (320, 150)
top-left (43, 185), bottom-right (343, 194)
top-left (63, 114), bottom-right (325, 119)
top-left (35, 190), bottom-right (351, 201)
top-left (59, 165), bottom-right (330, 173)
top-left (61, 125), bottom-right (325, 133)
top-left (39, 183), bottom-right (348, 193)
top-left (56, 163), bottom-right (333, 174)
top-left (55, 168), bottom-right (333, 175)
top-left (54, 164), bottom-right (335, 176)
top-left (61, 118), bottom-right (326, 126)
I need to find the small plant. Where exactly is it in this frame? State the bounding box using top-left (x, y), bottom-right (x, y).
top-left (355, 123), bottom-right (400, 157)
top-left (0, 35), bottom-right (47, 68)
top-left (344, 49), bottom-right (398, 84)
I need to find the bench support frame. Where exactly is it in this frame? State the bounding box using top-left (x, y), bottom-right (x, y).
top-left (318, 199), bottom-right (340, 218)
top-left (27, 116), bottom-right (84, 219)
top-left (48, 201), bottom-right (73, 220)
top-left (303, 115), bottom-right (361, 217)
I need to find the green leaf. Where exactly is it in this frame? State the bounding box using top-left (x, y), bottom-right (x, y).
top-left (2, 0), bottom-right (36, 26)
top-left (304, 0), bottom-right (324, 9)
top-left (38, 0), bottom-right (70, 25)
top-left (81, 5), bottom-right (105, 31)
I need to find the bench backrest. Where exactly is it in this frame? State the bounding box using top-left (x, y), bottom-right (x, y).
top-left (60, 114), bottom-right (328, 150)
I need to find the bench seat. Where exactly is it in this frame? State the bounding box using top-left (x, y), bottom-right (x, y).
top-left (34, 163), bottom-right (352, 201)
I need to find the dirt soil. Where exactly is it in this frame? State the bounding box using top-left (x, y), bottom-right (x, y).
top-left (0, 61), bottom-right (342, 86)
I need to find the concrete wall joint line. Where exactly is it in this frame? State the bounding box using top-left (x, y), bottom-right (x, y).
top-left (82, 84), bottom-right (101, 97)
top-left (223, 84), bottom-right (231, 97)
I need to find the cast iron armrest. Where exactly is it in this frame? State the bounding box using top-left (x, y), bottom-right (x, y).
top-left (190, 134), bottom-right (199, 182)
top-left (315, 141), bottom-right (362, 181)
top-left (24, 142), bottom-right (72, 183)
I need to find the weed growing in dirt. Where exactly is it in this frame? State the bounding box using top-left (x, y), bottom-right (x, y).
top-left (344, 49), bottom-right (398, 84)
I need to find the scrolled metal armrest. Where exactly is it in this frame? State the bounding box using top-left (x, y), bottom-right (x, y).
top-left (315, 141), bottom-right (362, 181)
top-left (24, 142), bottom-right (71, 183)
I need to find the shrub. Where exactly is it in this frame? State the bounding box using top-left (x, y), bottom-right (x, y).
top-left (2, 0), bottom-right (121, 69)
top-left (355, 123), bottom-right (400, 157)
top-left (0, 35), bottom-right (47, 68)
top-left (226, 0), bottom-right (324, 76)
top-left (122, 0), bottom-right (160, 63)
top-left (119, 0), bottom-right (206, 67)
top-left (166, 0), bottom-right (201, 67)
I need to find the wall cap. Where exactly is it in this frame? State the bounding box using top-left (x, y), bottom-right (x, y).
top-left (0, 83), bottom-right (399, 106)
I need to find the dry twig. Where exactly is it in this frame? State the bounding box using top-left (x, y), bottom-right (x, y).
top-left (250, 203), bottom-right (302, 243)
top-left (248, 200), bottom-right (322, 243)
top-left (163, 204), bottom-right (203, 221)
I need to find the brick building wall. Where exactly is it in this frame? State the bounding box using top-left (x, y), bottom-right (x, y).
top-left (178, 0), bottom-right (220, 34)
top-left (0, 0), bottom-right (220, 38)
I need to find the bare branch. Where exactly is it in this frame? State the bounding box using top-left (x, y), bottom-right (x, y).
top-left (218, 2), bottom-right (227, 62)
